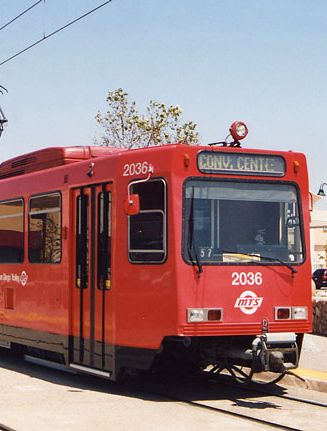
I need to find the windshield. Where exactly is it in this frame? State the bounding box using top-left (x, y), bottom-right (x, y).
top-left (183, 180), bottom-right (304, 265)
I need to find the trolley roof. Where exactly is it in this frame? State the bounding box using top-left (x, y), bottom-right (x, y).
top-left (0, 146), bottom-right (123, 179)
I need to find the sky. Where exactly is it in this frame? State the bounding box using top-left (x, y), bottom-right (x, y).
top-left (0, 0), bottom-right (326, 207)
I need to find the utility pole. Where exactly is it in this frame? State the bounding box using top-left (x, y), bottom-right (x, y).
top-left (0, 85), bottom-right (8, 138)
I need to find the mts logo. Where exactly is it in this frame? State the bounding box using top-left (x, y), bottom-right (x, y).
top-left (234, 290), bottom-right (263, 315)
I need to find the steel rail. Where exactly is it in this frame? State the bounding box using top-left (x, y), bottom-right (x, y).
top-left (130, 382), bottom-right (303, 431)
top-left (201, 371), bottom-right (327, 408)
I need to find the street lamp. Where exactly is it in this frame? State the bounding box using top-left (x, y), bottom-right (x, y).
top-left (0, 106), bottom-right (8, 138)
top-left (0, 85), bottom-right (8, 139)
top-left (317, 183), bottom-right (327, 197)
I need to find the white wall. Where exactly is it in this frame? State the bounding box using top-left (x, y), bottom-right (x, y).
top-left (310, 209), bottom-right (327, 270)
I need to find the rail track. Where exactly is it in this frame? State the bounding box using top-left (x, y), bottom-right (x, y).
top-left (126, 372), bottom-right (327, 431)
top-left (201, 370), bottom-right (327, 408)
top-left (141, 388), bottom-right (301, 430)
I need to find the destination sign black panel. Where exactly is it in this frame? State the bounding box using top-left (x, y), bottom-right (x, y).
top-left (197, 152), bottom-right (286, 176)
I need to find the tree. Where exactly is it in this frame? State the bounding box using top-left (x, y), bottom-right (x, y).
top-left (95, 88), bottom-right (199, 148)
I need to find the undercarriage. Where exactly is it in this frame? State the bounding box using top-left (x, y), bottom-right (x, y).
top-left (156, 333), bottom-right (303, 384)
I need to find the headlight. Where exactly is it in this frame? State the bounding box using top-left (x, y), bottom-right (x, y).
top-left (187, 308), bottom-right (223, 323)
top-left (292, 306), bottom-right (308, 320)
top-left (275, 306), bottom-right (308, 320)
top-left (188, 309), bottom-right (205, 322)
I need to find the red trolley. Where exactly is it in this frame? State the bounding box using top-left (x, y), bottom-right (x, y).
top-left (0, 122), bottom-right (312, 382)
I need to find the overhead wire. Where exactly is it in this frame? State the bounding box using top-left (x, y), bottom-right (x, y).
top-left (0, 0), bottom-right (113, 67)
top-left (0, 0), bottom-right (43, 32)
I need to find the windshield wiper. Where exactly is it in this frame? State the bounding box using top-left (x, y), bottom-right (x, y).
top-left (187, 191), bottom-right (203, 276)
top-left (221, 250), bottom-right (297, 277)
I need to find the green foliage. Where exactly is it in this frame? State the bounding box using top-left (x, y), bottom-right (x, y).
top-left (95, 88), bottom-right (199, 148)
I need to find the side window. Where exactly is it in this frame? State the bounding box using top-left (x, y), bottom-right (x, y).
top-left (29, 192), bottom-right (61, 263)
top-left (128, 179), bottom-right (167, 263)
top-left (0, 198), bottom-right (24, 263)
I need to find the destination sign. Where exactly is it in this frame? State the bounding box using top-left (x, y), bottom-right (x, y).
top-left (197, 152), bottom-right (285, 176)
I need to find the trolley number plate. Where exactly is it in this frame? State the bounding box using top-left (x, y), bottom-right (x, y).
top-left (232, 272), bottom-right (263, 286)
top-left (123, 162), bottom-right (150, 177)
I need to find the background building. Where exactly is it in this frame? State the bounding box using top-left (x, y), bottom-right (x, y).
top-left (310, 195), bottom-right (327, 270)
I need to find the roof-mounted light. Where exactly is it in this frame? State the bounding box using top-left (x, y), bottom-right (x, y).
top-left (207, 121), bottom-right (249, 147)
top-left (229, 121), bottom-right (248, 142)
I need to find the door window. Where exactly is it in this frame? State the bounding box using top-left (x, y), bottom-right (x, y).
top-left (97, 190), bottom-right (111, 290)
